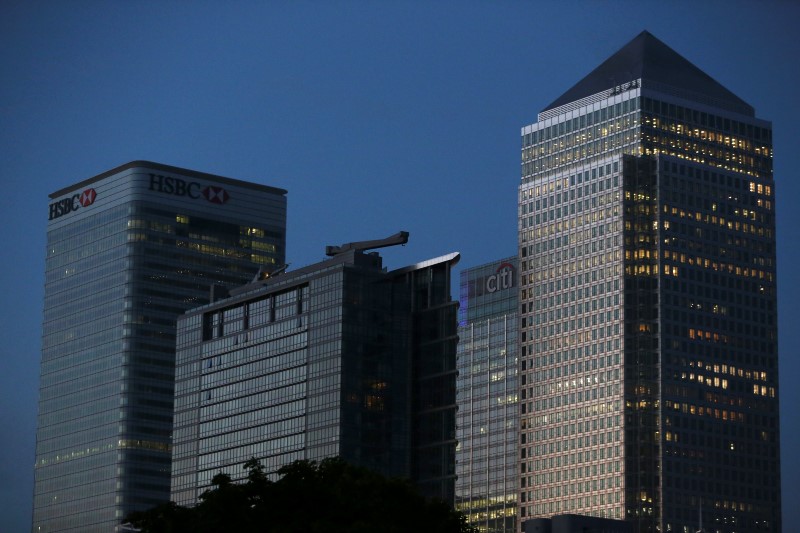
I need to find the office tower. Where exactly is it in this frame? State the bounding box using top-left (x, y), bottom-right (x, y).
top-left (34, 162), bottom-right (287, 533)
top-left (518, 32), bottom-right (778, 532)
top-left (170, 233), bottom-right (459, 505)
top-left (456, 258), bottom-right (519, 532)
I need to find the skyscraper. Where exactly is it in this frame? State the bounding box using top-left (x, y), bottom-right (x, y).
top-left (34, 161), bottom-right (287, 533)
top-left (170, 234), bottom-right (460, 505)
top-left (456, 258), bottom-right (519, 532)
top-left (518, 32), bottom-right (779, 532)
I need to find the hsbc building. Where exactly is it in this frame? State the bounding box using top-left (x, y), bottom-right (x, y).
top-left (34, 161), bottom-right (287, 533)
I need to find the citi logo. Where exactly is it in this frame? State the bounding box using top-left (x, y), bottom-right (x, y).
top-left (485, 262), bottom-right (515, 293)
top-left (48, 188), bottom-right (98, 220)
top-left (149, 174), bottom-right (230, 205)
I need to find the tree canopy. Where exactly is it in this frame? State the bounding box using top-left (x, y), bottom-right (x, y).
top-left (125, 457), bottom-right (476, 533)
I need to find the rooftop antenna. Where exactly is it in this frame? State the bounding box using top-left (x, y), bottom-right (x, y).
top-left (251, 263), bottom-right (289, 283)
top-left (325, 231), bottom-right (409, 257)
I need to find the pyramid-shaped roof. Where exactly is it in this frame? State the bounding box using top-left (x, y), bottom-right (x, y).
top-left (543, 31), bottom-right (754, 116)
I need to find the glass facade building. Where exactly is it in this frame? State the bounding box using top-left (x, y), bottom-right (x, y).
top-left (170, 243), bottom-right (460, 506)
top-left (518, 33), bottom-right (779, 532)
top-left (456, 258), bottom-right (519, 532)
top-left (33, 162), bottom-right (287, 533)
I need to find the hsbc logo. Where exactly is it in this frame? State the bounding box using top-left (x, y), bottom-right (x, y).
top-left (203, 186), bottom-right (229, 204)
top-left (48, 188), bottom-right (98, 220)
top-left (78, 188), bottom-right (96, 207)
top-left (149, 174), bottom-right (229, 204)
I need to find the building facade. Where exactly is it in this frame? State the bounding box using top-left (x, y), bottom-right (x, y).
top-left (518, 32), bottom-right (779, 532)
top-left (456, 258), bottom-right (519, 532)
top-left (33, 162), bottom-right (287, 532)
top-left (170, 238), bottom-right (459, 506)
top-left (523, 513), bottom-right (632, 533)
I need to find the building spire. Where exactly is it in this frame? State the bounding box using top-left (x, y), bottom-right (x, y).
top-left (541, 30), bottom-right (754, 116)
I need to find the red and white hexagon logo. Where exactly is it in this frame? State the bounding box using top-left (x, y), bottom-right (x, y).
top-left (203, 186), bottom-right (229, 204)
top-left (78, 188), bottom-right (97, 207)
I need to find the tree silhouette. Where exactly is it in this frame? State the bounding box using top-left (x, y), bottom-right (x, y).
top-left (125, 457), bottom-right (475, 533)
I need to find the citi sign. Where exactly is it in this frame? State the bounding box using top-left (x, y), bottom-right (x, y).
top-left (149, 173), bottom-right (229, 204)
top-left (48, 188), bottom-right (97, 220)
top-left (485, 262), bottom-right (515, 293)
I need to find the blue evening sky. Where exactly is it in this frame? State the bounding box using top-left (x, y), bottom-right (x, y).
top-left (2, 2), bottom-right (798, 531)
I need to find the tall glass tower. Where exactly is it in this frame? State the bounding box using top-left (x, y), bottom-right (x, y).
top-left (518, 32), bottom-right (779, 532)
top-left (33, 162), bottom-right (286, 533)
top-left (456, 258), bottom-right (519, 533)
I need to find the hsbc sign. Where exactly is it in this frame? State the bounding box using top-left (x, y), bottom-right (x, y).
top-left (148, 173), bottom-right (229, 204)
top-left (48, 188), bottom-right (97, 220)
top-left (48, 172), bottom-right (231, 221)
